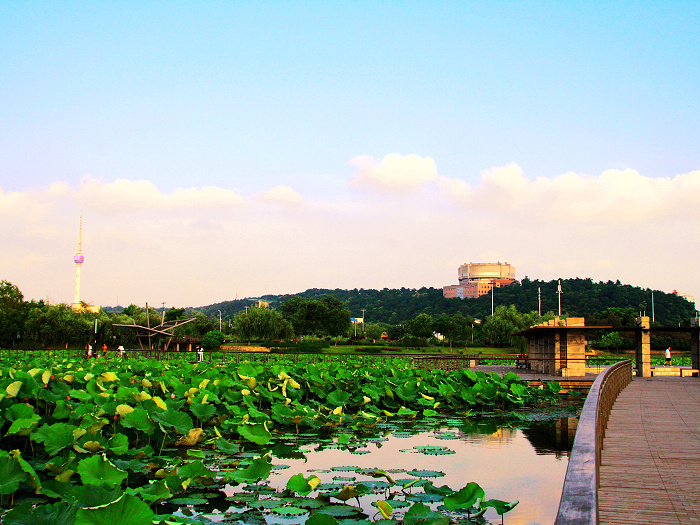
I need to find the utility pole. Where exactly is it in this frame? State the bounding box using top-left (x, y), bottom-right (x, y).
top-left (161, 302), bottom-right (166, 324)
top-left (651, 291), bottom-right (655, 323)
top-left (538, 287), bottom-right (541, 316)
top-left (361, 309), bottom-right (366, 335)
top-left (557, 280), bottom-right (563, 317)
top-left (491, 282), bottom-right (495, 316)
top-left (218, 310), bottom-right (222, 331)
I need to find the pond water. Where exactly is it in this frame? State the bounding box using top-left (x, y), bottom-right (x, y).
top-left (165, 412), bottom-right (578, 525)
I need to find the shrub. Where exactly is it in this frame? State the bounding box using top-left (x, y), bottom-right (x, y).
top-left (201, 330), bottom-right (225, 351)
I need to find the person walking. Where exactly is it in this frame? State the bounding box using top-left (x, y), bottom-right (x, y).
top-left (665, 347), bottom-right (672, 366)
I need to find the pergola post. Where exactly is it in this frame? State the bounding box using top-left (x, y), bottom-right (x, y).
top-left (635, 316), bottom-right (651, 377)
top-left (691, 317), bottom-right (699, 372)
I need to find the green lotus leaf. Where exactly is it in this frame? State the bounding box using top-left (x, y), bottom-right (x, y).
top-left (67, 484), bottom-right (124, 508)
top-left (397, 407), bottom-right (418, 418)
top-left (5, 415), bottom-right (41, 437)
top-left (68, 389), bottom-right (93, 402)
top-left (272, 506), bottom-right (308, 516)
top-left (107, 433), bottom-right (129, 455)
top-left (403, 502), bottom-right (449, 525)
top-left (190, 402), bottom-right (216, 422)
top-left (74, 493), bottom-right (155, 525)
top-left (215, 437), bottom-right (240, 454)
top-left (305, 514), bottom-right (340, 525)
top-left (169, 496), bottom-right (208, 505)
top-left (225, 455), bottom-right (272, 483)
top-left (237, 423), bottom-right (272, 445)
top-left (286, 473), bottom-right (321, 496)
top-left (443, 482), bottom-right (485, 511)
top-left (314, 505), bottom-right (363, 517)
top-left (32, 422), bottom-right (75, 455)
top-left (120, 407), bottom-right (155, 434)
top-left (2, 501), bottom-right (77, 525)
top-left (179, 459), bottom-right (215, 479)
top-left (0, 455), bottom-right (28, 495)
top-left (5, 403), bottom-right (35, 421)
top-left (482, 498), bottom-right (519, 515)
top-left (327, 389), bottom-right (351, 406)
top-left (77, 454), bottom-right (128, 487)
top-left (152, 410), bottom-right (193, 434)
top-left (407, 469), bottom-right (444, 478)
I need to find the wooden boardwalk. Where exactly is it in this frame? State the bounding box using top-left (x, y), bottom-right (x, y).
top-left (599, 377), bottom-right (700, 524)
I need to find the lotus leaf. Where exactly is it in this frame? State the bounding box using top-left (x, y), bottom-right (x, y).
top-left (443, 482), bottom-right (485, 511)
top-left (407, 469), bottom-right (444, 478)
top-left (127, 479), bottom-right (171, 504)
top-left (237, 423), bottom-right (272, 445)
top-left (2, 501), bottom-right (78, 525)
top-left (225, 455), bottom-right (272, 483)
top-left (287, 473), bottom-right (322, 496)
top-left (74, 493), bottom-right (155, 525)
top-left (403, 502), bottom-right (449, 525)
top-left (5, 380), bottom-right (22, 398)
top-left (179, 459), bottom-right (215, 479)
top-left (152, 410), bottom-right (193, 434)
top-left (190, 402), bottom-right (216, 422)
top-left (121, 408), bottom-right (156, 433)
top-left (0, 454), bottom-right (29, 495)
top-left (306, 513), bottom-right (340, 525)
top-left (272, 505), bottom-right (308, 516)
top-left (175, 427), bottom-right (204, 446)
top-left (32, 422), bottom-right (76, 455)
top-left (482, 498), bottom-right (519, 515)
top-left (77, 453), bottom-right (128, 487)
top-left (67, 484), bottom-right (123, 508)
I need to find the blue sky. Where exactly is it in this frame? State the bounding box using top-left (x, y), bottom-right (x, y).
top-left (1, 2), bottom-right (699, 309)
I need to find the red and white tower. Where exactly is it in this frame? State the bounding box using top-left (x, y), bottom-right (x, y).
top-left (73, 213), bottom-right (85, 307)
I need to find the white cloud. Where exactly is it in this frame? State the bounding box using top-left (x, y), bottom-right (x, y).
top-left (255, 185), bottom-right (304, 205)
top-left (349, 153), bottom-right (438, 193)
top-left (440, 164), bottom-right (700, 224)
top-left (76, 175), bottom-right (246, 211)
top-left (2, 162), bottom-right (699, 310)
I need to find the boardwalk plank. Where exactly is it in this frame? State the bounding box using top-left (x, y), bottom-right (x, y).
top-left (598, 378), bottom-right (700, 524)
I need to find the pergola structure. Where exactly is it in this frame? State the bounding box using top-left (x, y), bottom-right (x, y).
top-left (114, 317), bottom-right (197, 351)
top-left (518, 316), bottom-right (700, 378)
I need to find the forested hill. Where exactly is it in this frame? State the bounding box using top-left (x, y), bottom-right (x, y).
top-left (197, 278), bottom-right (697, 327)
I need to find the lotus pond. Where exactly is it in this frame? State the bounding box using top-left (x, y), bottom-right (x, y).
top-left (0, 355), bottom-right (575, 525)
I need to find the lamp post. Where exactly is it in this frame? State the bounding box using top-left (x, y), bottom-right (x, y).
top-left (557, 280), bottom-right (562, 317)
top-left (218, 310), bottom-right (222, 332)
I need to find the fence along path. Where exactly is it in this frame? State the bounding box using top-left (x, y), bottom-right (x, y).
top-left (598, 377), bottom-right (700, 524)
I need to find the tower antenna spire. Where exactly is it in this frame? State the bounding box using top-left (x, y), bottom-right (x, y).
top-left (73, 212), bottom-right (85, 308)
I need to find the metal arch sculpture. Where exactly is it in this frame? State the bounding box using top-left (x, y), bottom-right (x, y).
top-left (114, 317), bottom-right (197, 351)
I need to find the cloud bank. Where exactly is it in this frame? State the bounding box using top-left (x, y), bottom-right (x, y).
top-left (1, 155), bottom-right (698, 309)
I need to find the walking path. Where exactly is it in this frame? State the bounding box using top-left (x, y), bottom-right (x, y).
top-left (599, 377), bottom-right (700, 524)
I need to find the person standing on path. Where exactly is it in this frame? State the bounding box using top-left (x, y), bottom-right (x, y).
top-left (665, 347), bottom-right (672, 366)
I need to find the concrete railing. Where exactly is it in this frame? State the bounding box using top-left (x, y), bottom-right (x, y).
top-left (554, 359), bottom-right (632, 525)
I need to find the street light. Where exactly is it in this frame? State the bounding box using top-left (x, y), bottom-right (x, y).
top-left (217, 310), bottom-right (222, 332)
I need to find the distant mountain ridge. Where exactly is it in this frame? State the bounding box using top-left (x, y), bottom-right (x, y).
top-left (192, 278), bottom-right (697, 327)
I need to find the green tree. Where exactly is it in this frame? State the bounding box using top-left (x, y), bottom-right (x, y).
top-left (164, 307), bottom-right (186, 322)
top-left (483, 305), bottom-right (544, 349)
top-left (279, 296), bottom-right (327, 342)
top-left (364, 323), bottom-right (384, 342)
top-left (434, 313), bottom-right (471, 350)
top-left (232, 307), bottom-right (292, 344)
top-left (0, 281), bottom-right (28, 347)
top-left (407, 313), bottom-right (434, 339)
top-left (598, 331), bottom-right (625, 351)
top-left (201, 330), bottom-right (225, 351)
top-left (320, 296), bottom-right (351, 345)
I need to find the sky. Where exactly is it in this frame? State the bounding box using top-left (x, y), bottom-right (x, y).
top-left (1, 1), bottom-right (699, 310)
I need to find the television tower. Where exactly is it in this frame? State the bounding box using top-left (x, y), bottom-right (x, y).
top-left (73, 213), bottom-right (85, 307)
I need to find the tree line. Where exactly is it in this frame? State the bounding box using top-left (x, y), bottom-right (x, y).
top-left (2, 278), bottom-right (697, 350)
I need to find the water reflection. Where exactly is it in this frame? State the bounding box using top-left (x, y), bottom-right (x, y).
top-left (170, 415), bottom-right (577, 525)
